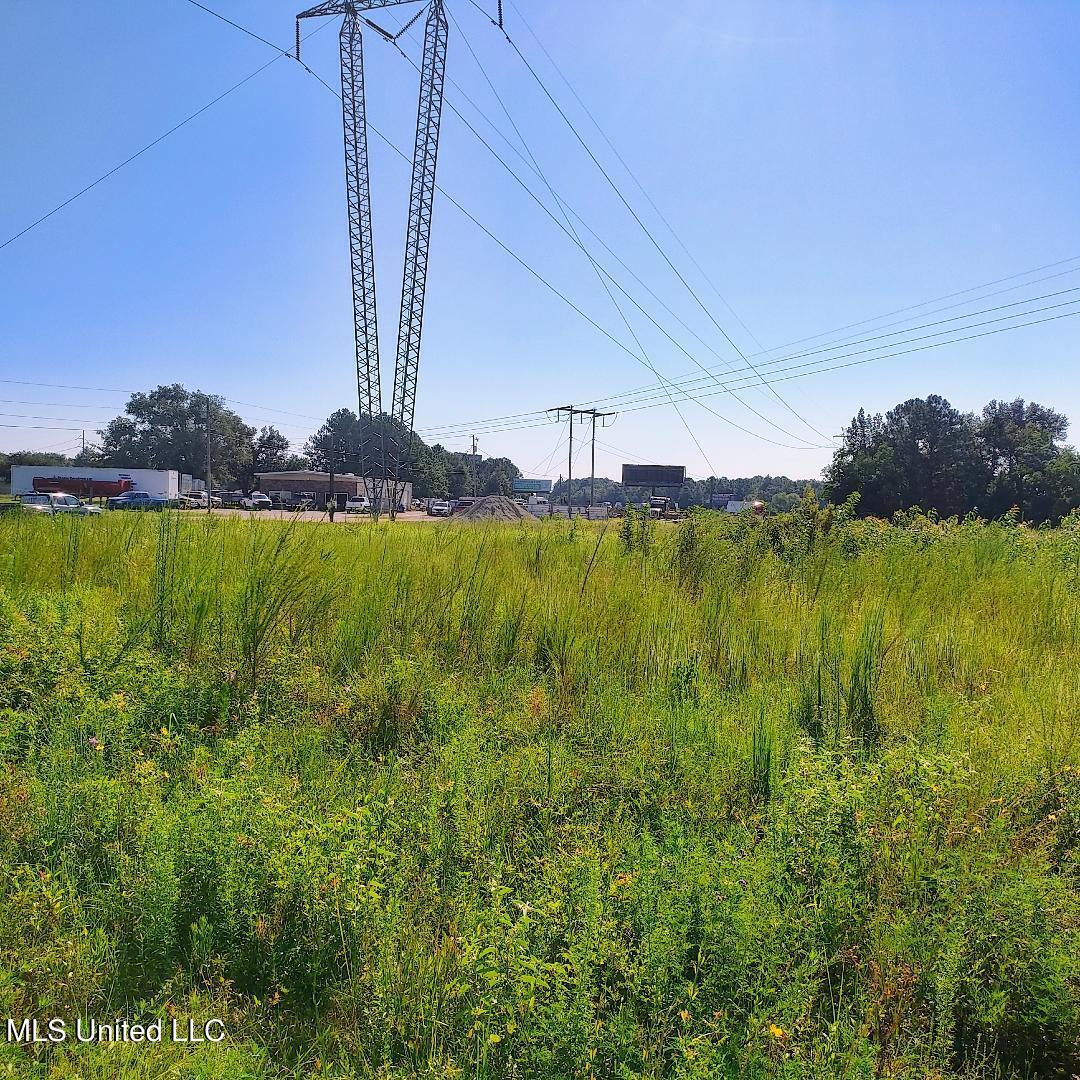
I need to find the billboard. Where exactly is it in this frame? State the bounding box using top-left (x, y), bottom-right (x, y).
top-left (621, 464), bottom-right (686, 488)
top-left (513, 478), bottom-right (553, 494)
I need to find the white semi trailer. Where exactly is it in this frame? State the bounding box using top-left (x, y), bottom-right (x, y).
top-left (10, 466), bottom-right (189, 500)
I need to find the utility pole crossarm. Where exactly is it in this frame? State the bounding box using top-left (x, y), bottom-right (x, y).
top-left (297, 0), bottom-right (418, 20)
top-left (296, 1), bottom-right (427, 61)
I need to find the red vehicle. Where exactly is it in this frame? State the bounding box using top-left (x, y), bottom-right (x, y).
top-left (33, 475), bottom-right (134, 500)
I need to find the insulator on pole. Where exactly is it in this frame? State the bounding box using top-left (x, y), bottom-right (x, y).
top-left (295, 19), bottom-right (302, 59)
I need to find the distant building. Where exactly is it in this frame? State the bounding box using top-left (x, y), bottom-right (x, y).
top-left (254, 471), bottom-right (412, 512)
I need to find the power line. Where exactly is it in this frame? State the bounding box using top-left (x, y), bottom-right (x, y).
top-left (0, 423), bottom-right (85, 432)
top-left (3, 63), bottom-right (274, 253)
top-left (416, 300), bottom-right (1080, 440)
top-left (606, 305), bottom-right (1080, 418)
top-left (417, 284), bottom-right (1080, 436)
top-left (0, 410), bottom-right (121, 424)
top-left (501, 0), bottom-right (831, 427)
top-left (1, 15), bottom-right (340, 254)
top-left (395, 12), bottom-right (812, 454)
top-left (743, 255), bottom-right (1080, 358)
top-left (497, 20), bottom-right (831, 443)
top-left (583, 289), bottom-right (1080, 410)
top-left (444, 12), bottom-right (719, 469)
top-left (526, 420), bottom-right (568, 477)
top-left (415, 255), bottom-right (1080, 442)
top-left (400, 10), bottom-right (788, 418)
top-left (0, 398), bottom-right (119, 411)
top-left (445, 11), bottom-right (727, 469)
top-left (591, 269), bottom-right (1080, 409)
top-left (184, 0), bottom-right (294, 57)
top-left (278, 44), bottom-right (682, 416)
top-left (11, 4), bottom-right (1078, 464)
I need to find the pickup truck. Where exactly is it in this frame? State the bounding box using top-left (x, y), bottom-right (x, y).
top-left (106, 491), bottom-right (174, 511)
top-left (17, 493), bottom-right (103, 516)
top-left (178, 492), bottom-right (222, 510)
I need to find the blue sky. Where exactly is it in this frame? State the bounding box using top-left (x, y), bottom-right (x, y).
top-left (3, 0), bottom-right (1078, 481)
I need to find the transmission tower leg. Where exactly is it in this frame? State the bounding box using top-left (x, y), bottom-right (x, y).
top-left (388, 0), bottom-right (448, 519)
top-left (339, 12), bottom-right (385, 516)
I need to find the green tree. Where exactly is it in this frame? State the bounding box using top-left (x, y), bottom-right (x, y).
top-left (413, 443), bottom-right (451, 499)
top-left (252, 426), bottom-right (293, 473)
top-left (96, 385), bottom-right (255, 489)
top-left (826, 397), bottom-right (986, 518)
top-left (305, 410), bottom-right (414, 478)
top-left (978, 398), bottom-right (1070, 520)
top-left (303, 411), bottom-right (521, 500)
top-left (826, 394), bottom-right (1079, 522)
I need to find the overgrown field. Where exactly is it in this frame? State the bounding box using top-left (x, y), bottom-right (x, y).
top-left (0, 507), bottom-right (1078, 1078)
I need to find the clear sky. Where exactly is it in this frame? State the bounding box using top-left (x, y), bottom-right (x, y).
top-left (3, 0), bottom-right (1078, 482)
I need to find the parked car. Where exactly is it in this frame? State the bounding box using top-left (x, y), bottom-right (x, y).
top-left (345, 496), bottom-right (371, 514)
top-left (240, 492), bottom-right (272, 511)
top-left (428, 500), bottom-right (451, 517)
top-left (1, 498), bottom-right (53, 515)
top-left (179, 491), bottom-right (221, 509)
top-left (19, 493), bottom-right (103, 516)
top-left (106, 491), bottom-right (173, 511)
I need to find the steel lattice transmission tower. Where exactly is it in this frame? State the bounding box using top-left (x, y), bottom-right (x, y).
top-left (296, 0), bottom-right (448, 517)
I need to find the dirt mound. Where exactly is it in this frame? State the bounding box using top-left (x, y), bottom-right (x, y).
top-left (452, 495), bottom-right (534, 523)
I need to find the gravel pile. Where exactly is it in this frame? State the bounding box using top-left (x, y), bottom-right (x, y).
top-left (452, 495), bottom-right (534, 523)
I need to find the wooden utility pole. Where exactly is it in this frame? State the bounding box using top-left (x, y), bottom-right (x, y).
top-left (567, 410), bottom-right (573, 516)
top-left (327, 441), bottom-right (336, 521)
top-left (582, 409), bottom-right (617, 510)
top-left (548, 405), bottom-right (595, 517)
top-left (205, 396), bottom-right (213, 515)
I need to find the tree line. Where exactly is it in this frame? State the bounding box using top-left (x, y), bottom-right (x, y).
top-left (825, 395), bottom-right (1080, 522)
top-left (549, 474), bottom-right (822, 511)
top-left (0, 385), bottom-right (520, 500)
top-left (303, 408), bottom-right (520, 499)
top-left (5, 384), bottom-right (1077, 523)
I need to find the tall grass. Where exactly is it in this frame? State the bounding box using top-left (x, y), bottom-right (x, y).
top-left (0, 509), bottom-right (1076, 1077)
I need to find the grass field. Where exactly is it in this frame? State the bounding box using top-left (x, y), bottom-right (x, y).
top-left (0, 505), bottom-right (1077, 1078)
